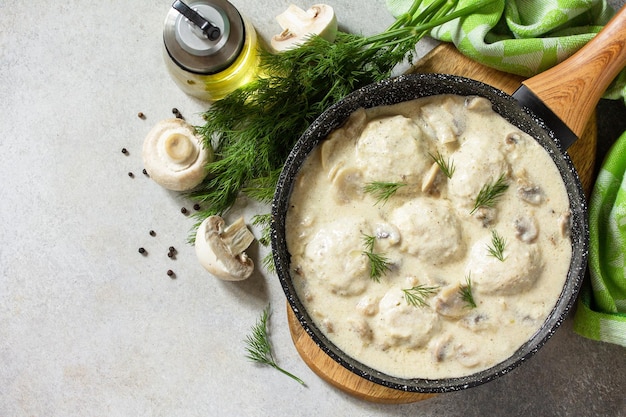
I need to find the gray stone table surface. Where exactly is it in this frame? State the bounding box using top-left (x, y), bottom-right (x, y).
top-left (1, 1), bottom-right (624, 416)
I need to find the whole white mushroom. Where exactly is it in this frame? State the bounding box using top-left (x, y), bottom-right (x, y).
top-left (195, 216), bottom-right (255, 281)
top-left (142, 118), bottom-right (213, 191)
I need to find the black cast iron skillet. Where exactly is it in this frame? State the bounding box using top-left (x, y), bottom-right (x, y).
top-left (271, 7), bottom-right (626, 393)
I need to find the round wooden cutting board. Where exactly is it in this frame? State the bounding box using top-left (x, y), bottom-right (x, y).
top-left (287, 43), bottom-right (597, 403)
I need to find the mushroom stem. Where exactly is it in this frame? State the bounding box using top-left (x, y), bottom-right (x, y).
top-left (221, 216), bottom-right (256, 257)
top-left (165, 132), bottom-right (196, 163)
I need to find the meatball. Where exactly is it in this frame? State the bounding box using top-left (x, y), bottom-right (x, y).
top-left (447, 136), bottom-right (510, 210)
top-left (356, 115), bottom-right (431, 186)
top-left (374, 287), bottom-right (440, 349)
top-left (302, 218), bottom-right (370, 296)
top-left (390, 197), bottom-right (465, 264)
top-left (466, 233), bottom-right (544, 295)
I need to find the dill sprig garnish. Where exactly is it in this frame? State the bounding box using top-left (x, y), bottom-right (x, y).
top-left (486, 229), bottom-right (507, 262)
top-left (458, 274), bottom-right (477, 309)
top-left (188, 0), bottom-right (497, 238)
top-left (470, 173), bottom-right (509, 215)
top-left (429, 151), bottom-right (455, 179)
top-left (402, 284), bottom-right (439, 308)
top-left (362, 233), bottom-right (391, 282)
top-left (363, 181), bottom-right (407, 205)
top-left (244, 305), bottom-right (305, 385)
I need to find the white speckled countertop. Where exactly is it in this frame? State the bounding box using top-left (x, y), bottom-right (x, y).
top-left (1, 1), bottom-right (625, 416)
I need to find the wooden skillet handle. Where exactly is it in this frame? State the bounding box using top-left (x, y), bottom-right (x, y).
top-left (520, 6), bottom-right (626, 138)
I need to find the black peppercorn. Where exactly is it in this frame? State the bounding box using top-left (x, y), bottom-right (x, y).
top-left (138, 247), bottom-right (146, 255)
top-left (167, 269), bottom-right (175, 277)
top-left (181, 207), bottom-right (188, 215)
top-left (169, 246), bottom-right (176, 253)
top-left (193, 203), bottom-right (201, 211)
top-left (121, 148), bottom-right (128, 155)
top-left (137, 112), bottom-right (145, 119)
top-left (142, 168), bottom-right (149, 177)
top-left (128, 172), bottom-right (134, 178)
top-left (172, 107), bottom-right (184, 120)
top-left (149, 230), bottom-right (156, 237)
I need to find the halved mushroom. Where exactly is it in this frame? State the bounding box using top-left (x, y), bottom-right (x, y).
top-left (421, 162), bottom-right (440, 193)
top-left (474, 206), bottom-right (497, 228)
top-left (514, 215), bottom-right (539, 243)
top-left (464, 96), bottom-right (492, 112)
top-left (420, 98), bottom-right (463, 144)
top-left (270, 4), bottom-right (337, 52)
top-left (328, 166), bottom-right (364, 204)
top-left (347, 316), bottom-right (373, 343)
top-left (558, 210), bottom-right (572, 238)
top-left (429, 335), bottom-right (452, 362)
top-left (142, 118), bottom-right (213, 191)
top-left (195, 216), bottom-right (255, 281)
top-left (433, 283), bottom-right (467, 319)
top-left (518, 184), bottom-right (545, 205)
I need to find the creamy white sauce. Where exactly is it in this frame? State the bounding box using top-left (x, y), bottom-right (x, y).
top-left (285, 95), bottom-right (572, 379)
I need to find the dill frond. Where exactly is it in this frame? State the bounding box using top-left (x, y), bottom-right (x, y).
top-left (486, 229), bottom-right (507, 262)
top-left (242, 169), bottom-right (283, 204)
top-left (470, 173), bottom-right (509, 215)
top-left (252, 213), bottom-right (272, 247)
top-left (363, 251), bottom-right (391, 282)
top-left (361, 233), bottom-right (391, 282)
top-left (458, 274), bottom-right (477, 309)
top-left (251, 214), bottom-right (275, 271)
top-left (402, 284), bottom-right (439, 308)
top-left (362, 233), bottom-right (376, 252)
top-left (363, 181), bottom-right (407, 205)
top-left (262, 251), bottom-right (276, 274)
top-left (244, 305), bottom-right (305, 385)
top-left (429, 151), bottom-right (455, 179)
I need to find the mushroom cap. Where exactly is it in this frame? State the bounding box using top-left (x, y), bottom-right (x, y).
top-left (195, 216), bottom-right (255, 281)
top-left (142, 118), bottom-right (213, 191)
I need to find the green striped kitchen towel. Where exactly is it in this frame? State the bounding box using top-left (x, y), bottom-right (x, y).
top-left (573, 131), bottom-right (626, 346)
top-left (386, 0), bottom-right (625, 102)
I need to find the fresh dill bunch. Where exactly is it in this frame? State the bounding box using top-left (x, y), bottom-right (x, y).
top-left (188, 0), bottom-right (496, 236)
top-left (262, 251), bottom-right (276, 274)
top-left (242, 169), bottom-right (283, 204)
top-left (252, 213), bottom-right (272, 247)
top-left (361, 233), bottom-right (391, 282)
top-left (363, 181), bottom-right (407, 205)
top-left (470, 173), bottom-right (509, 215)
top-left (251, 214), bottom-right (276, 272)
top-left (244, 305), bottom-right (305, 385)
top-left (402, 284), bottom-right (439, 308)
top-left (486, 229), bottom-right (507, 261)
top-left (458, 274), bottom-right (477, 309)
top-left (429, 151), bottom-right (455, 179)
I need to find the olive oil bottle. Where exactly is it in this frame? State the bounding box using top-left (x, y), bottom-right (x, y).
top-left (163, 0), bottom-right (259, 101)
